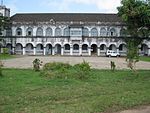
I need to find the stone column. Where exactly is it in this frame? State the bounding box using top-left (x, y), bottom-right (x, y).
top-left (52, 47), bottom-right (55, 55)
top-left (43, 47), bottom-right (46, 56)
top-left (148, 48), bottom-right (150, 56)
top-left (23, 47), bottom-right (26, 55)
top-left (70, 46), bottom-right (73, 56)
top-left (12, 47), bottom-right (15, 55)
top-left (33, 47), bottom-right (36, 55)
top-left (61, 47), bottom-right (64, 56)
top-left (79, 45), bottom-right (82, 56)
top-left (88, 47), bottom-right (91, 56)
top-left (97, 47), bottom-right (100, 56)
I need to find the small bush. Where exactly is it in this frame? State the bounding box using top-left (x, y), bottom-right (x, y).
top-left (32, 58), bottom-right (42, 71)
top-left (2, 48), bottom-right (9, 54)
top-left (74, 60), bottom-right (91, 79)
top-left (41, 61), bottom-right (91, 80)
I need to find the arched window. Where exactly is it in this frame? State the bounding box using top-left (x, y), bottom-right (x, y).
top-left (73, 44), bottom-right (79, 50)
top-left (64, 44), bottom-right (70, 50)
top-left (36, 27), bottom-right (43, 36)
top-left (55, 28), bottom-right (61, 36)
top-left (83, 28), bottom-right (89, 36)
top-left (82, 44), bottom-right (88, 50)
top-left (16, 28), bottom-right (22, 36)
top-left (91, 28), bottom-right (98, 37)
top-left (110, 28), bottom-right (116, 36)
top-left (46, 27), bottom-right (52, 36)
top-left (26, 27), bottom-right (33, 36)
top-left (6, 28), bottom-right (12, 36)
top-left (100, 28), bottom-right (107, 36)
top-left (120, 28), bottom-right (126, 36)
top-left (64, 28), bottom-right (70, 36)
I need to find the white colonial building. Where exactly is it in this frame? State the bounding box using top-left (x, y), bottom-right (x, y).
top-left (1, 5), bottom-right (150, 56)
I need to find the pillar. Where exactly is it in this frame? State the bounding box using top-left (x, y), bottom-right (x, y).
top-left (79, 45), bottom-right (82, 56)
top-left (12, 47), bottom-right (15, 55)
top-left (70, 46), bottom-right (73, 56)
top-left (88, 47), bottom-right (91, 56)
top-left (43, 47), bottom-right (46, 56)
top-left (97, 47), bottom-right (100, 56)
top-left (148, 48), bottom-right (150, 56)
top-left (61, 47), bottom-right (64, 56)
top-left (33, 47), bottom-right (36, 55)
top-left (23, 47), bottom-right (26, 55)
top-left (52, 47), bottom-right (55, 55)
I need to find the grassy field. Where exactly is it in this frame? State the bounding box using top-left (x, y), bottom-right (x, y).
top-left (0, 54), bottom-right (16, 60)
top-left (140, 56), bottom-right (150, 62)
top-left (0, 69), bottom-right (150, 113)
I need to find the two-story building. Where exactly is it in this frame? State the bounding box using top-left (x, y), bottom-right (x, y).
top-left (1, 5), bottom-right (150, 56)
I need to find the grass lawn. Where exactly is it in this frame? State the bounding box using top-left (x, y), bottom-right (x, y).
top-left (0, 54), bottom-right (16, 60)
top-left (140, 56), bottom-right (150, 62)
top-left (0, 69), bottom-right (150, 113)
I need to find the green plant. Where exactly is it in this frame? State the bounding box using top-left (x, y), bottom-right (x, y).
top-left (32, 58), bottom-right (42, 71)
top-left (110, 61), bottom-right (116, 72)
top-left (2, 48), bottom-right (9, 54)
top-left (74, 60), bottom-right (91, 80)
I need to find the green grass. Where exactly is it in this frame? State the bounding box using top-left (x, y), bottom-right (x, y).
top-left (0, 54), bottom-right (16, 60)
top-left (0, 69), bottom-right (150, 113)
top-left (140, 56), bottom-right (150, 62)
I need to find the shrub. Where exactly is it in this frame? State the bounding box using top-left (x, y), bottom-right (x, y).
top-left (41, 61), bottom-right (91, 80)
top-left (3, 48), bottom-right (9, 54)
top-left (32, 58), bottom-right (42, 71)
top-left (74, 60), bottom-right (91, 80)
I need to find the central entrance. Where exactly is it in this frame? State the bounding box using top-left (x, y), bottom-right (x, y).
top-left (55, 44), bottom-right (61, 55)
top-left (91, 44), bottom-right (97, 56)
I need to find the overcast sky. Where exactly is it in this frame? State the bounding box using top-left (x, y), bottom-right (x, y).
top-left (4, 0), bottom-right (121, 16)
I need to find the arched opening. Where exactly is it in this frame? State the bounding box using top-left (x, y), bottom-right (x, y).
top-left (141, 44), bottom-right (148, 56)
top-left (119, 44), bottom-right (127, 56)
top-left (6, 44), bottom-right (12, 54)
top-left (91, 44), bottom-right (97, 55)
top-left (73, 44), bottom-right (79, 50)
top-left (26, 27), bottom-right (33, 36)
top-left (64, 44), bottom-right (70, 50)
top-left (15, 43), bottom-right (23, 54)
top-left (36, 44), bottom-right (44, 55)
top-left (120, 28), bottom-right (126, 36)
top-left (6, 28), bottom-right (12, 36)
top-left (100, 28), bottom-right (107, 36)
top-left (109, 44), bottom-right (117, 51)
top-left (46, 44), bottom-right (52, 55)
top-left (36, 27), bottom-right (43, 36)
top-left (16, 28), bottom-right (22, 36)
top-left (64, 28), bottom-right (70, 36)
top-left (55, 44), bottom-right (61, 54)
top-left (46, 27), bottom-right (53, 36)
top-left (100, 44), bottom-right (107, 56)
top-left (83, 28), bottom-right (89, 36)
top-left (110, 28), bottom-right (116, 36)
top-left (26, 43), bottom-right (34, 55)
top-left (55, 28), bottom-right (61, 36)
top-left (91, 28), bottom-right (98, 37)
top-left (82, 44), bottom-right (88, 51)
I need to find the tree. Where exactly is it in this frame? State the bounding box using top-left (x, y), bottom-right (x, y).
top-left (0, 16), bottom-right (10, 35)
top-left (117, 0), bottom-right (150, 73)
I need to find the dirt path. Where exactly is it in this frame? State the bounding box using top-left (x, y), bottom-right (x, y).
top-left (117, 105), bottom-right (150, 113)
top-left (2, 56), bottom-right (150, 70)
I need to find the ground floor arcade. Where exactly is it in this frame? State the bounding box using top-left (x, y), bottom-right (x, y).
top-left (3, 42), bottom-right (150, 56)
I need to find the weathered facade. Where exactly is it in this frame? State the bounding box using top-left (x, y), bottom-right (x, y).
top-left (1, 5), bottom-right (150, 56)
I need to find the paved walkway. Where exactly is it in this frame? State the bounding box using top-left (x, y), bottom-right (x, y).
top-left (2, 56), bottom-right (150, 70)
